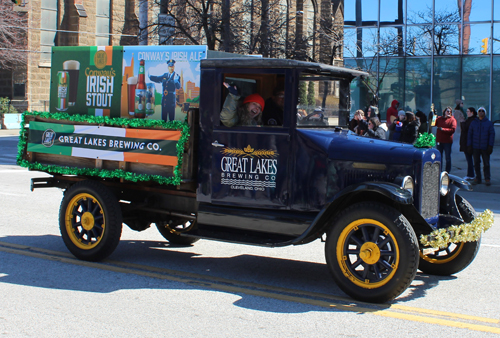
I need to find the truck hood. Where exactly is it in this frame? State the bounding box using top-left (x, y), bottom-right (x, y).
top-left (296, 129), bottom-right (440, 165)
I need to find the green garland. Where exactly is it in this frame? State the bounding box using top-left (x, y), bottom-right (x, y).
top-left (420, 209), bottom-right (494, 249)
top-left (16, 111), bottom-right (191, 186)
top-left (414, 132), bottom-right (436, 148)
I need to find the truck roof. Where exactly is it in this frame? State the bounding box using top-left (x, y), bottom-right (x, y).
top-left (201, 57), bottom-right (369, 80)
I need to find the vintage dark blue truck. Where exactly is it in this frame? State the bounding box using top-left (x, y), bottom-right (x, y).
top-left (20, 57), bottom-right (481, 303)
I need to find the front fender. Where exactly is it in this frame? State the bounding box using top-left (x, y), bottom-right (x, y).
top-left (440, 174), bottom-right (472, 220)
top-left (293, 182), bottom-right (413, 244)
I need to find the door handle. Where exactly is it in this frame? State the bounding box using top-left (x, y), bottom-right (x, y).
top-left (211, 141), bottom-right (225, 147)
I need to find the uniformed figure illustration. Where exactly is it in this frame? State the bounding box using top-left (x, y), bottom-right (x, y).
top-left (149, 59), bottom-right (181, 121)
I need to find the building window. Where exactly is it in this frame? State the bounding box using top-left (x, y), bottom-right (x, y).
top-left (96, 0), bottom-right (111, 45)
top-left (40, 0), bottom-right (58, 62)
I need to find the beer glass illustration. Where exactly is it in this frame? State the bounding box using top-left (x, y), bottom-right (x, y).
top-left (63, 60), bottom-right (80, 106)
top-left (127, 76), bottom-right (138, 116)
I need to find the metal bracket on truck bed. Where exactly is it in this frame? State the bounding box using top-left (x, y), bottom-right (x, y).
top-left (30, 177), bottom-right (67, 191)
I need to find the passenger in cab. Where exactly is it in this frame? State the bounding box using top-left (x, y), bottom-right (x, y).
top-left (262, 86), bottom-right (284, 126)
top-left (220, 82), bottom-right (265, 127)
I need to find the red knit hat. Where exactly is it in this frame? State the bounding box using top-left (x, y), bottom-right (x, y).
top-left (243, 93), bottom-right (265, 110)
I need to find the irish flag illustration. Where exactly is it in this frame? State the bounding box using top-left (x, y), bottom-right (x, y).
top-left (27, 121), bottom-right (181, 167)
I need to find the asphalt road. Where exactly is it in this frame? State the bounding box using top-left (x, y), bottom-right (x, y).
top-left (1, 136), bottom-right (500, 337)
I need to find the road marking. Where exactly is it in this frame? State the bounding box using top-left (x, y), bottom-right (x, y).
top-left (0, 240), bottom-right (499, 334)
top-left (482, 244), bottom-right (500, 248)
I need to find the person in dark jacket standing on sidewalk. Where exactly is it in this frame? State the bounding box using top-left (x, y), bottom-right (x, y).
top-left (467, 107), bottom-right (495, 186)
top-left (435, 106), bottom-right (457, 173)
top-left (459, 107), bottom-right (477, 180)
top-left (400, 111), bottom-right (420, 144)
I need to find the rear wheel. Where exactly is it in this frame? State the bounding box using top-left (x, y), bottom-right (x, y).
top-left (325, 202), bottom-right (419, 303)
top-left (419, 195), bottom-right (480, 275)
top-left (59, 180), bottom-right (122, 261)
top-left (156, 218), bottom-right (199, 245)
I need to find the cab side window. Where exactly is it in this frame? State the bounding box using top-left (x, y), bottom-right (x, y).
top-left (220, 74), bottom-right (285, 127)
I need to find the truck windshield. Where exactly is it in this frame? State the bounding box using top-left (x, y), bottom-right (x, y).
top-left (296, 74), bottom-right (350, 128)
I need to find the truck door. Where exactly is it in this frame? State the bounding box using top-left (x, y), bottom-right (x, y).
top-left (210, 127), bottom-right (290, 209)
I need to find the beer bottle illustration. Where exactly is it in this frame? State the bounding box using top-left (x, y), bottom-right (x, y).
top-left (56, 71), bottom-right (69, 111)
top-left (135, 59), bottom-right (146, 118)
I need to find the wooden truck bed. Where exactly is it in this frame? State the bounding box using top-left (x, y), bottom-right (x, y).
top-left (18, 111), bottom-right (198, 192)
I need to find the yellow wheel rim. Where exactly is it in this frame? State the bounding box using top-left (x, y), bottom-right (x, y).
top-left (420, 242), bottom-right (465, 264)
top-left (336, 219), bottom-right (400, 289)
top-left (65, 193), bottom-right (105, 250)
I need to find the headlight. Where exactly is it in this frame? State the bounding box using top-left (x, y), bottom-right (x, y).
top-left (400, 176), bottom-right (414, 196)
top-left (440, 172), bottom-right (450, 196)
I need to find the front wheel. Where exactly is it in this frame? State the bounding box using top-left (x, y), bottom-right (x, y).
top-left (419, 195), bottom-right (480, 275)
top-left (325, 202), bottom-right (419, 303)
top-left (59, 180), bottom-right (122, 261)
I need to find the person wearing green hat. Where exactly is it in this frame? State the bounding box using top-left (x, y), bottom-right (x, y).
top-left (220, 82), bottom-right (265, 127)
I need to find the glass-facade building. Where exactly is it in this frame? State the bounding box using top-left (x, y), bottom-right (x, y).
top-left (344, 0), bottom-right (500, 123)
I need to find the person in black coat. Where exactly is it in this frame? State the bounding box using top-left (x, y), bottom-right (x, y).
top-left (459, 107), bottom-right (477, 180)
top-left (349, 110), bottom-right (368, 135)
top-left (400, 111), bottom-right (420, 144)
top-left (467, 107), bottom-right (496, 185)
top-left (415, 109), bottom-right (428, 134)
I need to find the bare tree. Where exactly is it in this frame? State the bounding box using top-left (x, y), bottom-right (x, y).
top-left (0, 0), bottom-right (28, 69)
top-left (149, 0), bottom-right (293, 58)
top-left (150, 0), bottom-right (224, 50)
top-left (406, 6), bottom-right (461, 56)
top-left (343, 27), bottom-right (403, 107)
top-left (237, 0), bottom-right (290, 57)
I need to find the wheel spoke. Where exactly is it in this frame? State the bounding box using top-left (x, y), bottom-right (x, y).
top-left (379, 259), bottom-right (393, 270)
top-left (352, 258), bottom-right (363, 269)
top-left (371, 227), bottom-right (381, 242)
top-left (361, 226), bottom-right (370, 242)
top-left (77, 199), bottom-right (88, 212)
top-left (346, 249), bottom-right (360, 255)
top-left (361, 263), bottom-right (369, 279)
top-left (91, 227), bottom-right (101, 239)
top-left (90, 202), bottom-right (100, 215)
top-left (84, 230), bottom-right (93, 243)
top-left (350, 234), bottom-right (364, 246)
top-left (377, 236), bottom-right (390, 248)
top-left (373, 263), bottom-right (381, 279)
top-left (379, 250), bottom-right (395, 257)
top-left (86, 198), bottom-right (93, 212)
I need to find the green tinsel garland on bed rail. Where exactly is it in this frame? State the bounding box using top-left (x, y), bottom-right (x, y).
top-left (16, 111), bottom-right (191, 186)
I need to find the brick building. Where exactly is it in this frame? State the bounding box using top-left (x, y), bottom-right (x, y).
top-left (2, 0), bottom-right (141, 113)
top-left (1, 0), bottom-right (345, 114)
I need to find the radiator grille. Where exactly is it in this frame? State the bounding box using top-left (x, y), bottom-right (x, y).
top-left (421, 161), bottom-right (440, 219)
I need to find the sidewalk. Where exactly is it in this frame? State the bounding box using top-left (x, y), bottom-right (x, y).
top-left (0, 129), bottom-right (20, 137)
top-left (1, 128), bottom-right (498, 193)
top-left (450, 142), bottom-right (499, 194)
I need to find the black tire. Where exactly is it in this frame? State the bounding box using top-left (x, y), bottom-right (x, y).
top-left (59, 180), bottom-right (122, 261)
top-left (325, 202), bottom-right (419, 303)
top-left (156, 219), bottom-right (199, 245)
top-left (419, 195), bottom-right (480, 275)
